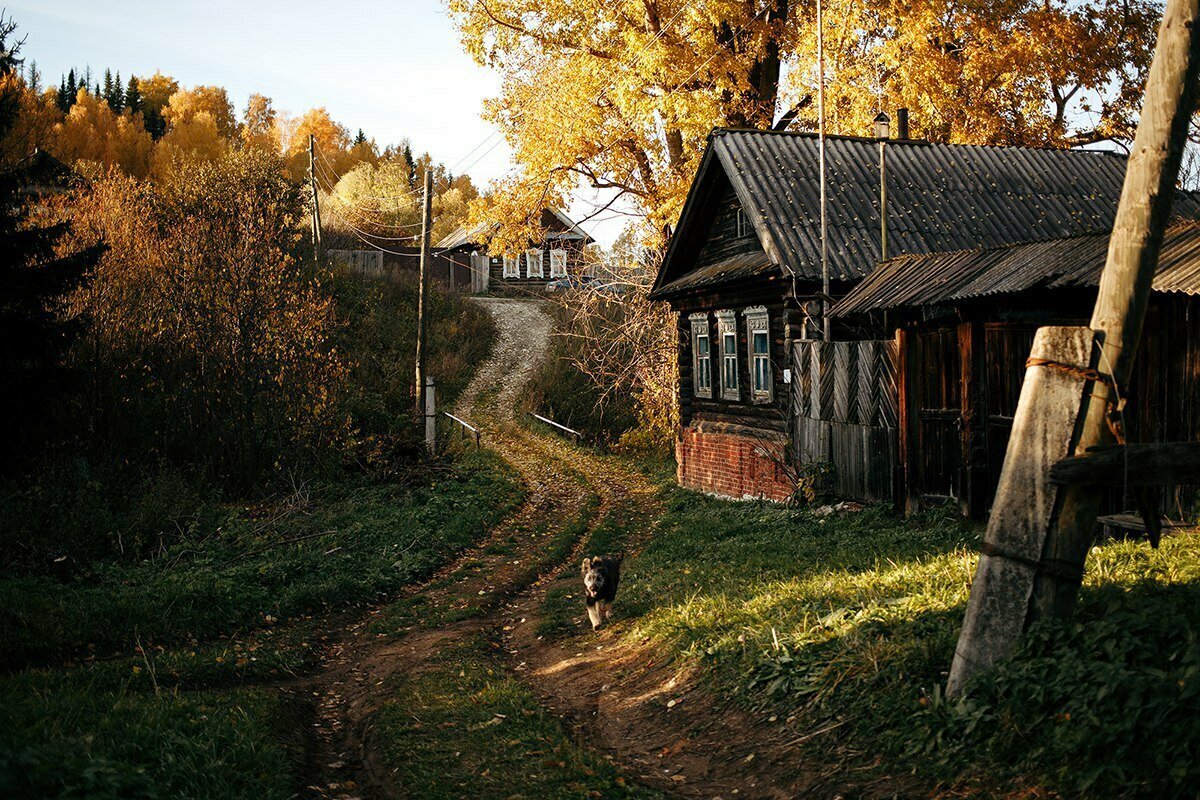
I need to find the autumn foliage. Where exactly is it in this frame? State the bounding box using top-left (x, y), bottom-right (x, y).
top-left (69, 150), bottom-right (349, 483)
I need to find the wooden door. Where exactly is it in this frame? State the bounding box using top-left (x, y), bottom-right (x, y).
top-left (982, 325), bottom-right (1036, 507)
top-left (914, 327), bottom-right (962, 500)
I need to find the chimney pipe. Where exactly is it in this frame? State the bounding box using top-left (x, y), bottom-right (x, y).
top-left (896, 107), bottom-right (910, 140)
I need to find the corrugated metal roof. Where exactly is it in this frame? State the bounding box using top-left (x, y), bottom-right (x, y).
top-left (653, 128), bottom-right (1200, 297)
top-left (832, 220), bottom-right (1200, 316)
top-left (654, 251), bottom-right (780, 295)
top-left (714, 129), bottom-right (1188, 281)
top-left (435, 208), bottom-right (594, 250)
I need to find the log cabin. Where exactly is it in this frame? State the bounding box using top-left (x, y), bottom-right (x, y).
top-left (832, 220), bottom-right (1200, 519)
top-left (436, 207), bottom-right (595, 293)
top-left (650, 124), bottom-right (1200, 504)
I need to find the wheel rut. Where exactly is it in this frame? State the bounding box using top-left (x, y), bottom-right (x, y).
top-left (295, 297), bottom-right (836, 800)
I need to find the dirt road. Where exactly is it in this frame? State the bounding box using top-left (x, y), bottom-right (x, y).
top-left (297, 298), bottom-right (823, 800)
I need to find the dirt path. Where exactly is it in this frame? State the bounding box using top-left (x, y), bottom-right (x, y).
top-left (296, 298), bottom-right (854, 800)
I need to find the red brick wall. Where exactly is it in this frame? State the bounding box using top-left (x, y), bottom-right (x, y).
top-left (676, 425), bottom-right (793, 502)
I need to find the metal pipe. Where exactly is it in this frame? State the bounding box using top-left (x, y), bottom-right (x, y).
top-left (818, 0), bottom-right (830, 342)
top-left (530, 412), bottom-right (583, 438)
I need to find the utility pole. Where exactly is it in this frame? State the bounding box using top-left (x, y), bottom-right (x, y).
top-left (414, 171), bottom-right (433, 417)
top-left (947, 0), bottom-right (1200, 697)
top-left (308, 134), bottom-right (323, 264)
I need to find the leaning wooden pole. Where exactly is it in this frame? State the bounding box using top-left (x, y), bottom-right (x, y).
top-left (308, 134), bottom-right (322, 264)
top-left (414, 171), bottom-right (433, 417)
top-left (947, 0), bottom-right (1200, 697)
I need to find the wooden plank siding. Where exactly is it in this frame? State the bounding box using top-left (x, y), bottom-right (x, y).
top-left (692, 177), bottom-right (763, 269)
top-left (790, 338), bottom-right (899, 502)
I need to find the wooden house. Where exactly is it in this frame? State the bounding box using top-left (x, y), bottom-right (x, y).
top-left (832, 221), bottom-right (1200, 518)
top-left (650, 126), bottom-right (1198, 504)
top-left (436, 208), bottom-right (595, 294)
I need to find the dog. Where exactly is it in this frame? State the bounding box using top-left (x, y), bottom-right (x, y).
top-left (581, 553), bottom-right (622, 631)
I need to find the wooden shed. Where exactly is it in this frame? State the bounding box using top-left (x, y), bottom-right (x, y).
top-left (833, 221), bottom-right (1200, 517)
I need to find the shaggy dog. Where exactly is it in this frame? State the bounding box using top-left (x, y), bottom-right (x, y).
top-left (581, 554), bottom-right (622, 630)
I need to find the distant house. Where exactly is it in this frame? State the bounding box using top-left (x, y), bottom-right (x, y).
top-left (650, 125), bottom-right (1200, 505)
top-left (436, 208), bottom-right (595, 293)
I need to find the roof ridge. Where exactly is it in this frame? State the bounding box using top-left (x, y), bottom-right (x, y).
top-left (710, 127), bottom-right (1127, 158)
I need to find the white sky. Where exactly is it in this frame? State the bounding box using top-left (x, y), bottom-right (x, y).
top-left (15, 0), bottom-right (628, 246)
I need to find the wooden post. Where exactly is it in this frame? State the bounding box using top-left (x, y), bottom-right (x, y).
top-left (308, 134), bottom-right (322, 264)
top-left (1028, 0), bottom-right (1200, 622)
top-left (947, 326), bottom-right (1097, 696)
top-left (425, 375), bottom-right (436, 454)
top-left (948, 0), bottom-right (1200, 695)
top-left (414, 171), bottom-right (432, 416)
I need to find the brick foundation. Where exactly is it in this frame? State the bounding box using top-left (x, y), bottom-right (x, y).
top-left (676, 423), bottom-right (793, 502)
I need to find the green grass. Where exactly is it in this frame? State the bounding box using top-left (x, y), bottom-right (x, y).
top-left (617, 485), bottom-right (1200, 797)
top-left (0, 668), bottom-right (299, 800)
top-left (374, 634), bottom-right (659, 799)
top-left (0, 450), bottom-right (523, 670)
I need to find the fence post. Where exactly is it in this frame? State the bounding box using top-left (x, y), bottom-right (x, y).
top-left (425, 375), bottom-right (436, 455)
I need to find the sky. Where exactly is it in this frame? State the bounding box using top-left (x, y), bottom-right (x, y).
top-left (14, 0), bottom-right (625, 246)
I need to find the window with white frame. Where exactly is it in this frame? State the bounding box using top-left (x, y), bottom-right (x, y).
top-left (525, 248), bottom-right (544, 278)
top-left (715, 310), bottom-right (739, 400)
top-left (503, 255), bottom-right (520, 278)
top-left (744, 306), bottom-right (772, 401)
top-left (549, 248), bottom-right (567, 277)
top-left (736, 207), bottom-right (750, 238)
top-left (688, 313), bottom-right (712, 399)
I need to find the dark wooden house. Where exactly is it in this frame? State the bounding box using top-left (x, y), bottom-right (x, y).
top-left (833, 220), bottom-right (1200, 518)
top-left (436, 208), bottom-right (595, 294)
top-left (650, 126), bottom-right (1197, 504)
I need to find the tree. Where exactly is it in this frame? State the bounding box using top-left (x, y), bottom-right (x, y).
top-left (241, 92), bottom-right (278, 152)
top-left (150, 111), bottom-right (225, 180)
top-left (450, 0), bottom-right (1162, 243)
top-left (25, 59), bottom-right (38, 94)
top-left (0, 15), bottom-right (103, 467)
top-left (137, 71), bottom-right (178, 139)
top-left (284, 106), bottom-right (350, 182)
top-left (124, 75), bottom-right (141, 114)
top-left (52, 90), bottom-right (154, 177)
top-left (162, 84), bottom-right (237, 137)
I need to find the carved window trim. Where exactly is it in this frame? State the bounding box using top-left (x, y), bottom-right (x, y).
top-left (688, 312), bottom-right (712, 399)
top-left (716, 309), bottom-right (740, 401)
top-left (744, 305), bottom-right (773, 402)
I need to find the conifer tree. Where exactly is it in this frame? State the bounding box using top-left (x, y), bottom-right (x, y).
top-left (0, 18), bottom-right (102, 467)
top-left (57, 75), bottom-right (68, 112)
top-left (65, 68), bottom-right (76, 103)
top-left (354, 128), bottom-right (366, 146)
top-left (124, 75), bottom-right (141, 114)
top-left (25, 59), bottom-right (38, 93)
top-left (102, 68), bottom-right (112, 102)
top-left (402, 142), bottom-right (414, 189)
top-left (109, 70), bottom-right (123, 111)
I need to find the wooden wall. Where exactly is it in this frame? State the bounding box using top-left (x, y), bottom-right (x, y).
top-left (791, 338), bottom-right (899, 502)
top-left (692, 176), bottom-right (763, 270)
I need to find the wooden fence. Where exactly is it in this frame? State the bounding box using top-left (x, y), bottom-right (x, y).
top-left (791, 338), bottom-right (899, 502)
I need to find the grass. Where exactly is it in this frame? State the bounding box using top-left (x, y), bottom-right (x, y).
top-left (614, 485), bottom-right (1200, 797)
top-left (0, 669), bottom-right (299, 800)
top-left (0, 450), bottom-right (524, 670)
top-left (374, 634), bottom-right (660, 800)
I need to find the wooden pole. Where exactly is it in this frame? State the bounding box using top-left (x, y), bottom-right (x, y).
top-left (1027, 0), bottom-right (1200, 622)
top-left (308, 134), bottom-right (322, 264)
top-left (947, 0), bottom-right (1200, 696)
top-left (414, 171), bottom-right (432, 416)
top-left (425, 375), bottom-right (436, 454)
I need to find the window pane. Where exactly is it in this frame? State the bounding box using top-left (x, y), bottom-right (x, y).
top-left (753, 331), bottom-right (768, 354)
top-left (697, 335), bottom-right (709, 356)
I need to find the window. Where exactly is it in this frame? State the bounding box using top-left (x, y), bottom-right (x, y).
top-left (503, 255), bottom-right (520, 278)
top-left (689, 313), bottom-right (711, 399)
top-left (716, 310), bottom-right (739, 400)
top-left (525, 248), bottom-right (544, 278)
top-left (549, 249), bottom-right (568, 277)
top-left (745, 306), bottom-right (772, 401)
top-left (736, 207), bottom-right (750, 238)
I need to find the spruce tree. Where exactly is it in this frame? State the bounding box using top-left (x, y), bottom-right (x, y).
top-left (110, 70), bottom-right (123, 111)
top-left (102, 68), bottom-right (112, 102)
top-left (354, 128), bottom-right (367, 146)
top-left (403, 142), bottom-right (415, 189)
top-left (124, 75), bottom-right (141, 114)
top-left (65, 69), bottom-right (76, 104)
top-left (26, 59), bottom-right (39, 94)
top-left (57, 75), bottom-right (68, 112)
top-left (0, 19), bottom-right (102, 467)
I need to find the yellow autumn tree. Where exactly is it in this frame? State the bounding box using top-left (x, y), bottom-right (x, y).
top-left (0, 82), bottom-right (59, 167)
top-left (450, 0), bottom-right (1160, 243)
top-left (163, 84), bottom-right (238, 138)
top-left (51, 89), bottom-right (153, 177)
top-left (150, 111), bottom-right (226, 181)
top-left (284, 107), bottom-right (351, 183)
top-left (137, 71), bottom-right (179, 138)
top-left (242, 93), bottom-right (279, 153)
